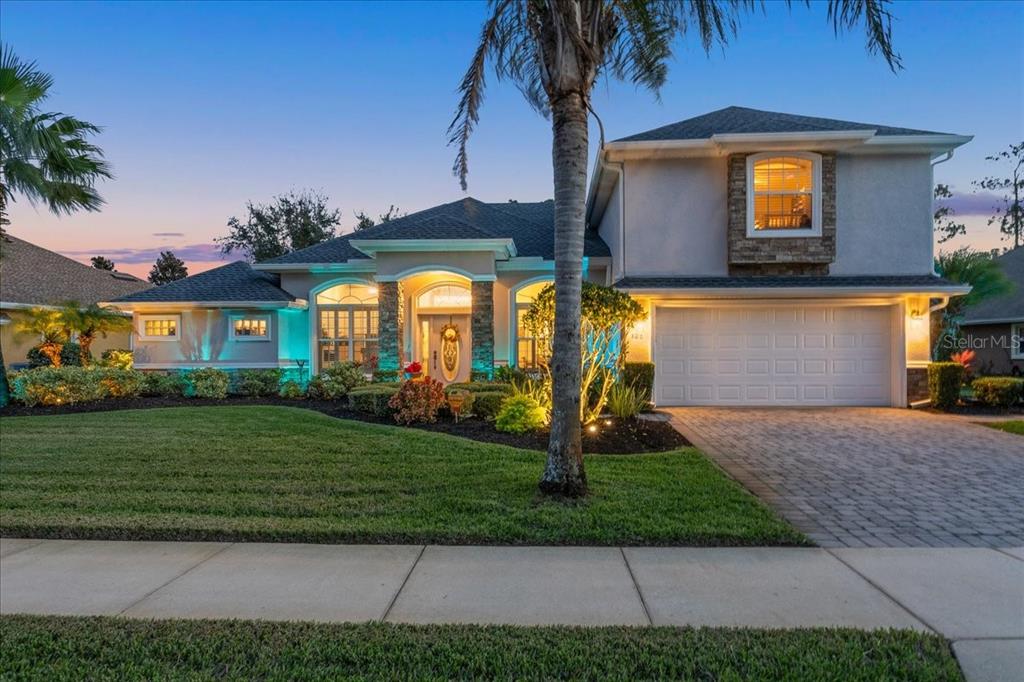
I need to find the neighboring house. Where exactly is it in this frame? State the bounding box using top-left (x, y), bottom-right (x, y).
top-left (959, 247), bottom-right (1023, 376)
top-left (0, 234), bottom-right (149, 368)
top-left (111, 106), bottom-right (972, 407)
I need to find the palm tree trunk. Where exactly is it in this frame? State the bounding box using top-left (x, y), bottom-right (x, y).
top-left (0, 341), bottom-right (9, 407)
top-left (539, 91), bottom-right (589, 498)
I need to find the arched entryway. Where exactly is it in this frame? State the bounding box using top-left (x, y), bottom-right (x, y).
top-left (413, 280), bottom-right (472, 384)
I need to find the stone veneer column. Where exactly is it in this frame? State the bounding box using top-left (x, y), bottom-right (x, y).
top-left (377, 281), bottom-right (404, 373)
top-left (906, 367), bottom-right (929, 405)
top-left (471, 280), bottom-right (494, 378)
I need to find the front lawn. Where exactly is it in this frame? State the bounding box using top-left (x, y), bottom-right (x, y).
top-left (983, 419), bottom-right (1024, 435)
top-left (0, 406), bottom-right (804, 546)
top-left (0, 616), bottom-right (962, 681)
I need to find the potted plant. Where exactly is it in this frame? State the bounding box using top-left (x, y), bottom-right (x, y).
top-left (404, 361), bottom-right (423, 381)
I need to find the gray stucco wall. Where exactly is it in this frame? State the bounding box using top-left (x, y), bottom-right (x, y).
top-left (132, 309), bottom-right (280, 368)
top-left (597, 175), bottom-right (624, 282)
top-left (602, 152), bottom-right (934, 278)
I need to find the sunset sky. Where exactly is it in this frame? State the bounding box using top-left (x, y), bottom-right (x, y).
top-left (4, 0), bottom-right (1022, 278)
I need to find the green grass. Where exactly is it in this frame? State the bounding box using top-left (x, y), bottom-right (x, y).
top-left (0, 615), bottom-right (962, 681)
top-left (983, 419), bottom-right (1024, 435)
top-left (0, 406), bottom-right (804, 546)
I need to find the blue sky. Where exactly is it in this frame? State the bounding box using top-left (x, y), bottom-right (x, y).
top-left (4, 0), bottom-right (1022, 276)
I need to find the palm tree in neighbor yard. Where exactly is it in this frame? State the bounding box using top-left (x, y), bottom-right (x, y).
top-left (0, 44), bottom-right (111, 405)
top-left (451, 0), bottom-right (902, 497)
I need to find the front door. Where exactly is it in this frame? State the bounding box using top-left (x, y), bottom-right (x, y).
top-left (420, 314), bottom-right (471, 384)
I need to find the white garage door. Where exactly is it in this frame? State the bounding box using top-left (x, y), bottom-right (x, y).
top-left (654, 304), bottom-right (894, 406)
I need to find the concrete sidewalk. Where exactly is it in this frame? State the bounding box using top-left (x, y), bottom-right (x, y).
top-left (2, 539), bottom-right (1022, 681)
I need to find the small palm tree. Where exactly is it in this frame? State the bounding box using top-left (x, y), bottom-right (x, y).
top-left (451, 0), bottom-right (901, 497)
top-left (932, 248), bottom-right (1014, 359)
top-left (60, 302), bottom-right (132, 363)
top-left (0, 44), bottom-right (110, 403)
top-left (14, 308), bottom-right (68, 366)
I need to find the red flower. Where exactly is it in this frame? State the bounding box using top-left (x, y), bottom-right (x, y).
top-left (404, 361), bottom-right (422, 374)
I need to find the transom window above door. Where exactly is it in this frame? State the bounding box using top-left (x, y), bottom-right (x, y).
top-left (417, 283), bottom-right (471, 310)
top-left (747, 153), bottom-right (821, 237)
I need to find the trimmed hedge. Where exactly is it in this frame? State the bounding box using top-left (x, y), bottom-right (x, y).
top-left (235, 369), bottom-right (282, 397)
top-left (10, 367), bottom-right (145, 406)
top-left (471, 391), bottom-right (508, 420)
top-left (446, 382), bottom-right (513, 395)
top-left (188, 368), bottom-right (230, 399)
top-left (141, 372), bottom-right (187, 397)
top-left (348, 384), bottom-right (400, 417)
top-left (972, 377), bottom-right (1023, 408)
top-left (621, 362), bottom-right (655, 401)
top-left (928, 362), bottom-right (964, 409)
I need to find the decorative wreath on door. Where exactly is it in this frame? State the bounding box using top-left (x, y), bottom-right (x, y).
top-left (440, 322), bottom-right (460, 382)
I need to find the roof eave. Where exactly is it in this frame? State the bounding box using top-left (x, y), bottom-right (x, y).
top-left (614, 284), bottom-right (973, 299)
top-left (106, 299), bottom-right (307, 310)
top-left (348, 238), bottom-right (517, 259)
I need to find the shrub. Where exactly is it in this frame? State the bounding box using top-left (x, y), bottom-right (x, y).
top-left (621, 362), bottom-right (655, 401)
top-left (99, 349), bottom-right (133, 370)
top-left (494, 365), bottom-right (529, 384)
top-left (236, 369), bottom-right (282, 397)
top-left (60, 341), bottom-right (85, 367)
top-left (348, 384), bottom-right (400, 417)
top-left (471, 391), bottom-right (508, 420)
top-left (279, 379), bottom-right (305, 400)
top-left (389, 378), bottom-right (446, 424)
top-left (606, 382), bottom-right (647, 419)
top-left (470, 369), bottom-right (493, 382)
top-left (928, 362), bottom-right (964, 409)
top-left (141, 371), bottom-right (187, 397)
top-left (188, 368), bottom-right (230, 399)
top-left (495, 395), bottom-right (547, 434)
top-left (445, 382), bottom-right (513, 394)
top-left (98, 368), bottom-right (144, 399)
top-left (307, 362), bottom-right (365, 400)
top-left (372, 369), bottom-right (400, 383)
top-left (26, 346), bottom-right (52, 368)
top-left (971, 377), bottom-right (1023, 408)
top-left (12, 366), bottom-right (105, 406)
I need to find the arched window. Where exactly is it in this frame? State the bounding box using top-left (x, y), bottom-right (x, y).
top-left (513, 280), bottom-right (551, 369)
top-left (747, 153), bottom-right (821, 236)
top-left (316, 283), bottom-right (379, 368)
top-left (417, 283), bottom-right (471, 310)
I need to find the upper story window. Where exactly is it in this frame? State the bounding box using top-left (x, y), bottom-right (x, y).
top-left (747, 152), bottom-right (822, 237)
top-left (139, 315), bottom-right (180, 340)
top-left (231, 315), bottom-right (270, 341)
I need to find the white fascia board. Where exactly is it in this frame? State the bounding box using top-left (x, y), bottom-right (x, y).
top-left (251, 261), bottom-right (376, 273)
top-left (1, 301), bottom-right (60, 311)
top-left (105, 300), bottom-right (308, 311)
top-left (349, 239), bottom-right (517, 259)
top-left (617, 285), bottom-right (972, 299)
top-left (496, 257), bottom-right (554, 272)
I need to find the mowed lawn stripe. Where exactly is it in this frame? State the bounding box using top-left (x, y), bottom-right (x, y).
top-left (0, 406), bottom-right (805, 546)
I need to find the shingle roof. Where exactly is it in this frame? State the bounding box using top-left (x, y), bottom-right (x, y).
top-left (0, 234), bottom-right (149, 306)
top-left (961, 248), bottom-right (1024, 323)
top-left (615, 106), bottom-right (945, 143)
top-left (111, 261), bottom-right (294, 303)
top-left (614, 274), bottom-right (960, 289)
top-left (263, 197), bottom-right (610, 265)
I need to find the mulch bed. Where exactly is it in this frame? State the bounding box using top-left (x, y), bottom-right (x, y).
top-left (0, 396), bottom-right (689, 454)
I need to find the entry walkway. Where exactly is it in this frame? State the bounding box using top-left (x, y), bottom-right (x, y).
top-left (2, 539), bottom-right (1022, 681)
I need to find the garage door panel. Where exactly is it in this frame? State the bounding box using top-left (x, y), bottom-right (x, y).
top-left (655, 304), bottom-right (894, 407)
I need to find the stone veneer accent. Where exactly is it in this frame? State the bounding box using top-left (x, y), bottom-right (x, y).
top-left (470, 280), bottom-right (494, 376)
top-left (907, 367), bottom-right (929, 404)
top-left (727, 152), bottom-right (836, 276)
top-left (377, 281), bottom-right (404, 372)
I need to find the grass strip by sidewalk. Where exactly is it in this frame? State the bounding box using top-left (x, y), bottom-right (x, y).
top-left (0, 615), bottom-right (962, 681)
top-left (982, 419), bottom-right (1023, 435)
top-left (0, 406), bottom-right (805, 546)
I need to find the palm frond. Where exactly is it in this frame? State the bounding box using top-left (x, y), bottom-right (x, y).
top-left (826, 0), bottom-right (902, 71)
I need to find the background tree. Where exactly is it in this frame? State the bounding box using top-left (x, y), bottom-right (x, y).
top-left (59, 302), bottom-right (131, 362)
top-left (932, 248), bottom-right (1014, 359)
top-left (148, 251), bottom-right (188, 285)
top-left (933, 184), bottom-right (966, 244)
top-left (452, 0), bottom-right (901, 497)
top-left (90, 255), bottom-right (115, 270)
top-left (973, 141), bottom-right (1024, 249)
top-left (352, 204), bottom-right (404, 232)
top-left (0, 44), bottom-right (111, 405)
top-left (217, 189), bottom-right (341, 262)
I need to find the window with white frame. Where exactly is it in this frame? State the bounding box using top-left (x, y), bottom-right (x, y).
top-left (513, 280), bottom-right (552, 369)
top-left (315, 283), bottom-right (379, 367)
top-left (139, 315), bottom-right (180, 340)
top-left (747, 153), bottom-right (821, 236)
top-left (1012, 323), bottom-right (1024, 360)
top-left (231, 315), bottom-right (270, 340)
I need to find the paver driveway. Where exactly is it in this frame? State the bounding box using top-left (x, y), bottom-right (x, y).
top-left (667, 408), bottom-right (1024, 548)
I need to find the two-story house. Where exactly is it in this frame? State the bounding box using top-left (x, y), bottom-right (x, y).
top-left (110, 107), bottom-right (971, 407)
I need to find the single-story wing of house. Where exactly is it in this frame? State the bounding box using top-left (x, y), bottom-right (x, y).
top-left (958, 247), bottom-right (1023, 376)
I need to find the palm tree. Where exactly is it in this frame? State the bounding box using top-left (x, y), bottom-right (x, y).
top-left (0, 44), bottom-right (110, 404)
top-left (60, 302), bottom-right (132, 363)
top-left (932, 248), bottom-right (1014, 359)
top-left (451, 0), bottom-right (901, 497)
top-left (13, 308), bottom-right (68, 367)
